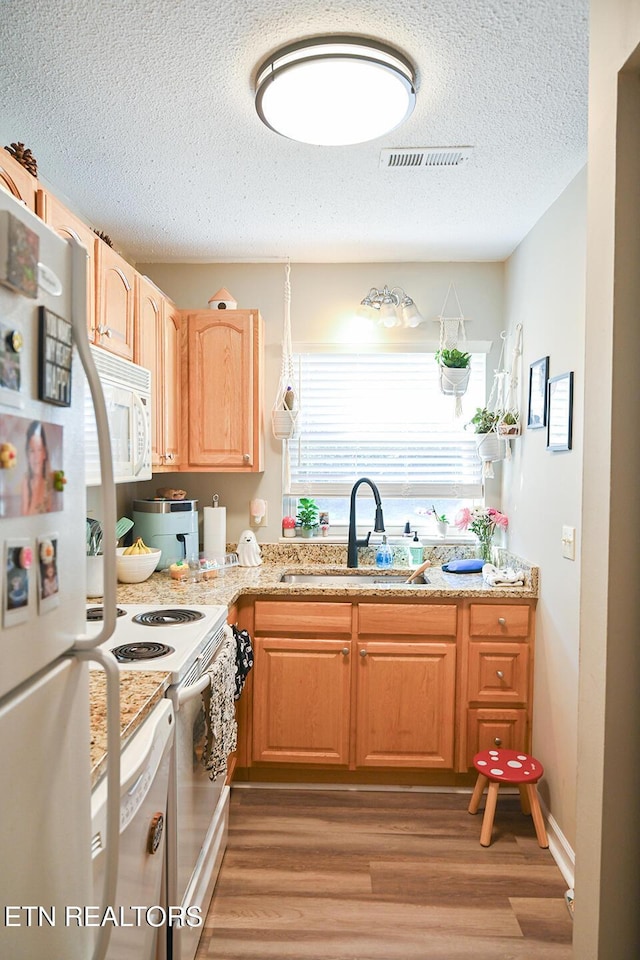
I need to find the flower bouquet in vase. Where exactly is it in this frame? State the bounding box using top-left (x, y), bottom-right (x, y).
top-left (454, 505), bottom-right (509, 562)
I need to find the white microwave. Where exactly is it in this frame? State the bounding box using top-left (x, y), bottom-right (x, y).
top-left (84, 346), bottom-right (152, 485)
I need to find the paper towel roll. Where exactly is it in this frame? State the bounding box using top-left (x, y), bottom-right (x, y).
top-left (203, 506), bottom-right (226, 559)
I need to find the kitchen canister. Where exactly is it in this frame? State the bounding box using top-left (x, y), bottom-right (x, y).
top-left (86, 555), bottom-right (104, 598)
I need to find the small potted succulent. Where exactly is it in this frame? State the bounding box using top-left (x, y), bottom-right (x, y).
top-left (431, 505), bottom-right (449, 538)
top-left (296, 497), bottom-right (319, 538)
top-left (282, 515), bottom-right (297, 538)
top-left (497, 410), bottom-right (521, 437)
top-left (436, 348), bottom-right (471, 397)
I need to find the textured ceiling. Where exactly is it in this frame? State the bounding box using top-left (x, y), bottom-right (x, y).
top-left (0, 0), bottom-right (588, 263)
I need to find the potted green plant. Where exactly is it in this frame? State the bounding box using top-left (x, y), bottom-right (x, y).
top-left (431, 505), bottom-right (449, 538)
top-left (436, 348), bottom-right (471, 398)
top-left (497, 410), bottom-right (521, 437)
top-left (468, 407), bottom-right (506, 463)
top-left (296, 497), bottom-right (319, 537)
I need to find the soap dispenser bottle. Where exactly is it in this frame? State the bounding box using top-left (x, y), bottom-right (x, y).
top-left (376, 535), bottom-right (393, 569)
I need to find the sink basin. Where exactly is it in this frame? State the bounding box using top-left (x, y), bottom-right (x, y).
top-left (279, 572), bottom-right (430, 586)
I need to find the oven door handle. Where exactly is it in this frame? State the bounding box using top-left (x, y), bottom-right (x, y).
top-left (177, 671), bottom-right (211, 706)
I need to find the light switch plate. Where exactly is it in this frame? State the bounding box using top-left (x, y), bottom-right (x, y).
top-left (561, 525), bottom-right (576, 561)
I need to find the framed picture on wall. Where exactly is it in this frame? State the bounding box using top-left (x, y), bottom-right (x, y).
top-left (527, 356), bottom-right (549, 429)
top-left (546, 371), bottom-right (574, 451)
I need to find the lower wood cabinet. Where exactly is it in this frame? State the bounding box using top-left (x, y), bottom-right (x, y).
top-left (252, 637), bottom-right (352, 765)
top-left (250, 598), bottom-right (461, 773)
top-left (244, 596), bottom-right (535, 780)
top-left (354, 640), bottom-right (456, 768)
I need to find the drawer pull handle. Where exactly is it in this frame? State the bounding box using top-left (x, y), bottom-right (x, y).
top-left (359, 649), bottom-right (367, 658)
top-left (498, 617), bottom-right (506, 626)
top-left (493, 737), bottom-right (502, 746)
top-left (341, 647), bottom-right (349, 656)
top-left (496, 670), bottom-right (505, 679)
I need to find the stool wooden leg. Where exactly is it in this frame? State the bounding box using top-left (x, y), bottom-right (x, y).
top-left (525, 783), bottom-right (549, 848)
top-left (468, 773), bottom-right (488, 815)
top-left (518, 783), bottom-right (531, 815)
top-left (480, 781), bottom-right (500, 847)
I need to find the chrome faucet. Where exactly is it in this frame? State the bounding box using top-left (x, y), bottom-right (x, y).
top-left (347, 477), bottom-right (385, 568)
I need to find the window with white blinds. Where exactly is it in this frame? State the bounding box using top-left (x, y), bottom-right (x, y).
top-left (289, 352), bottom-right (485, 498)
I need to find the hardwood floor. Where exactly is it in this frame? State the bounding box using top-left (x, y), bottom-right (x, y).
top-left (196, 786), bottom-right (573, 959)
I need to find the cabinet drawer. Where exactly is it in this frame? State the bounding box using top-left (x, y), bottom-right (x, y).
top-left (254, 601), bottom-right (351, 635)
top-left (467, 642), bottom-right (529, 704)
top-left (358, 603), bottom-right (457, 637)
top-left (466, 708), bottom-right (529, 765)
top-left (469, 603), bottom-right (530, 638)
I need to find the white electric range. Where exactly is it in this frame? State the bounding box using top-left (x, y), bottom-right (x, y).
top-left (86, 602), bottom-right (232, 960)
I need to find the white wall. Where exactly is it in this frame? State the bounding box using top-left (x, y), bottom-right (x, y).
top-left (135, 261), bottom-right (504, 544)
top-left (502, 169), bottom-right (586, 852)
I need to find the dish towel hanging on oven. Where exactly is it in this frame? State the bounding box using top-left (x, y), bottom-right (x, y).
top-left (201, 624), bottom-right (238, 781)
top-left (232, 623), bottom-right (254, 700)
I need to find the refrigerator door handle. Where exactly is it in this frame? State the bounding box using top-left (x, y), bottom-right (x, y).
top-left (75, 647), bottom-right (120, 960)
top-left (68, 237), bottom-right (118, 648)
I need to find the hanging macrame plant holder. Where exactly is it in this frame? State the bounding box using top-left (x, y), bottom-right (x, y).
top-left (271, 261), bottom-right (300, 441)
top-left (496, 323), bottom-right (523, 439)
top-left (436, 283), bottom-right (471, 417)
top-left (475, 331), bottom-right (510, 479)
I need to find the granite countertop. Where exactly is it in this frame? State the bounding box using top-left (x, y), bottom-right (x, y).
top-left (89, 670), bottom-right (170, 787)
top-left (114, 543), bottom-right (538, 607)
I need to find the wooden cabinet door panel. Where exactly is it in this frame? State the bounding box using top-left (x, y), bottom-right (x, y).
top-left (469, 603), bottom-right (530, 638)
top-left (0, 149), bottom-right (36, 211)
top-left (252, 638), bottom-right (351, 765)
top-left (355, 641), bottom-right (456, 768)
top-left (95, 243), bottom-right (135, 359)
top-left (466, 708), bottom-right (528, 764)
top-left (254, 601), bottom-right (352, 636)
top-left (187, 312), bottom-right (254, 467)
top-left (467, 642), bottom-right (529, 704)
top-left (358, 603), bottom-right (457, 637)
top-left (162, 304), bottom-right (182, 467)
top-left (37, 189), bottom-right (96, 337)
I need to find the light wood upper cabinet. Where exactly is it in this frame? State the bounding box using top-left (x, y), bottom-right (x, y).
top-left (36, 189), bottom-right (97, 338)
top-left (135, 275), bottom-right (182, 469)
top-left (0, 148), bottom-right (37, 211)
top-left (95, 242), bottom-right (136, 359)
top-left (183, 310), bottom-right (264, 472)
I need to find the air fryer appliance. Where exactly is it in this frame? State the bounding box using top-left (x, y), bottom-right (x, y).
top-left (132, 499), bottom-right (199, 569)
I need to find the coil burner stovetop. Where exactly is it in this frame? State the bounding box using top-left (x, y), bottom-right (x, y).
top-left (131, 609), bottom-right (207, 627)
top-left (86, 606), bottom-right (127, 622)
top-left (110, 641), bottom-right (175, 662)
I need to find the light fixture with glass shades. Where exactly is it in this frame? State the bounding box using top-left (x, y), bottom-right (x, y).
top-left (357, 286), bottom-right (425, 328)
top-left (254, 36), bottom-right (416, 146)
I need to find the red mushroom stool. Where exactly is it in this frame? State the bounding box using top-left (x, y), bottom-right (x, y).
top-left (468, 748), bottom-right (548, 848)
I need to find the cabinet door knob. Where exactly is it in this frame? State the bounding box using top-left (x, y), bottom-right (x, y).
top-left (341, 647), bottom-right (349, 656)
top-left (496, 670), bottom-right (505, 679)
top-left (165, 452), bottom-right (174, 461)
top-left (359, 649), bottom-right (367, 658)
top-left (243, 453), bottom-right (251, 461)
top-left (498, 617), bottom-right (506, 626)
top-left (493, 737), bottom-right (502, 746)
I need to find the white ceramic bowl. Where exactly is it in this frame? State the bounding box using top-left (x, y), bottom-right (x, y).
top-left (116, 546), bottom-right (161, 583)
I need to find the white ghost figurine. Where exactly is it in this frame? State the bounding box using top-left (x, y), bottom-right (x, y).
top-left (237, 528), bottom-right (263, 567)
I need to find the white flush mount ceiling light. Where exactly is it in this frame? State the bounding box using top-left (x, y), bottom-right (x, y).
top-left (358, 286), bottom-right (425, 328)
top-left (255, 36), bottom-right (416, 146)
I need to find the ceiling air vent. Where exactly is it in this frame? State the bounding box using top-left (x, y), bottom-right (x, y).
top-left (379, 147), bottom-right (474, 169)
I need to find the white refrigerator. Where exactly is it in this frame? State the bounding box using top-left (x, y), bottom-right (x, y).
top-left (0, 188), bottom-right (121, 959)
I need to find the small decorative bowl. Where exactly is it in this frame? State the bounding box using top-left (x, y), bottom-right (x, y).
top-left (116, 547), bottom-right (161, 583)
